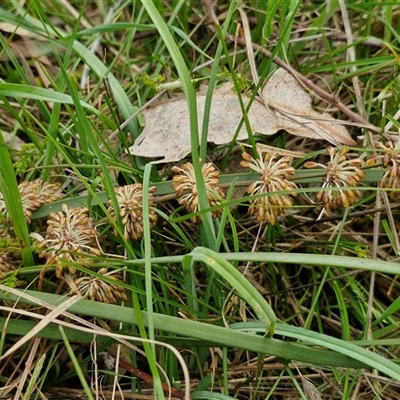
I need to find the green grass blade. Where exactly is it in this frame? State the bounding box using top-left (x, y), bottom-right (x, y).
top-left (141, 163), bottom-right (164, 398)
top-left (0, 132), bottom-right (33, 268)
top-left (121, 251), bottom-right (400, 278)
top-left (22, 353), bottom-right (46, 400)
top-left (192, 391), bottom-right (238, 400)
top-left (0, 289), bottom-right (368, 369)
top-left (0, 83), bottom-right (95, 110)
top-left (141, 0), bottom-right (217, 248)
top-left (233, 321), bottom-right (400, 382)
top-left (190, 247), bottom-right (276, 336)
top-left (0, 6), bottom-right (134, 135)
top-left (59, 326), bottom-right (95, 400)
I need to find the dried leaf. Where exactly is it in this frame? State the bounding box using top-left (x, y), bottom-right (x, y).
top-left (1, 131), bottom-right (25, 152)
top-left (129, 84), bottom-right (280, 163)
top-left (261, 68), bottom-right (356, 147)
top-left (129, 69), bottom-right (356, 163)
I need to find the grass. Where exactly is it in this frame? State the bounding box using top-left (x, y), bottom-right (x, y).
top-left (0, 0), bottom-right (400, 399)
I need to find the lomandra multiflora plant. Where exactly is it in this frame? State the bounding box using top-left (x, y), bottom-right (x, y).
top-left (1, 145), bottom-right (395, 305)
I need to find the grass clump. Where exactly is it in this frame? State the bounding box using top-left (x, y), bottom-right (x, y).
top-left (1, 1), bottom-right (400, 399)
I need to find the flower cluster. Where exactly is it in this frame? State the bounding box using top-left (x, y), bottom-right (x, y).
top-left (107, 183), bottom-right (157, 240)
top-left (368, 141), bottom-right (400, 198)
top-left (0, 252), bottom-right (20, 279)
top-left (74, 268), bottom-right (127, 304)
top-left (171, 162), bottom-right (225, 222)
top-left (0, 179), bottom-right (63, 223)
top-left (37, 204), bottom-right (101, 278)
top-left (240, 151), bottom-right (297, 224)
top-left (305, 146), bottom-right (365, 211)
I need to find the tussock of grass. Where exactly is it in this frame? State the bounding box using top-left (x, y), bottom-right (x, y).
top-left (1, 1), bottom-right (400, 399)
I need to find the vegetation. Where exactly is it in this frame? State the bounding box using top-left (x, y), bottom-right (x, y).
top-left (1, 1), bottom-right (400, 399)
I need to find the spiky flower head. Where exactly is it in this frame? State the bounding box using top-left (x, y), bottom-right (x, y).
top-left (74, 268), bottom-right (127, 304)
top-left (108, 183), bottom-right (157, 240)
top-left (0, 252), bottom-right (20, 280)
top-left (171, 162), bottom-right (225, 222)
top-left (304, 146), bottom-right (365, 211)
top-left (368, 141), bottom-right (400, 198)
top-left (37, 204), bottom-right (101, 278)
top-left (240, 151), bottom-right (297, 224)
top-left (0, 179), bottom-right (63, 223)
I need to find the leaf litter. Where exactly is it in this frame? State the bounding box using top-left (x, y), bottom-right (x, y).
top-left (129, 68), bottom-right (357, 163)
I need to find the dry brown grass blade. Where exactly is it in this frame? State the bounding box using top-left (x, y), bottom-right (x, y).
top-left (237, 7), bottom-right (259, 88)
top-left (338, 1), bottom-right (367, 121)
top-left (80, 0), bottom-right (125, 90)
top-left (0, 341), bottom-right (38, 398)
top-left (243, 142), bottom-right (307, 158)
top-left (0, 294), bottom-right (82, 362)
top-left (13, 338), bottom-right (43, 400)
top-left (8, 42), bottom-right (37, 86)
top-left (201, 0), bottom-right (218, 32)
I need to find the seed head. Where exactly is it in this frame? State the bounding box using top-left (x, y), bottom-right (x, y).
top-left (108, 183), bottom-right (157, 240)
top-left (74, 268), bottom-right (128, 304)
top-left (171, 162), bottom-right (225, 222)
top-left (37, 204), bottom-right (101, 278)
top-left (0, 179), bottom-right (63, 223)
top-left (370, 141), bottom-right (400, 198)
top-left (0, 252), bottom-right (20, 280)
top-left (240, 152), bottom-right (297, 224)
top-left (304, 146), bottom-right (365, 211)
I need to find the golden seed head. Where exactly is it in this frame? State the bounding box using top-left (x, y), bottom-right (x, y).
top-left (108, 183), bottom-right (157, 240)
top-left (0, 179), bottom-right (63, 223)
top-left (241, 152), bottom-right (297, 224)
top-left (373, 141), bottom-right (400, 198)
top-left (306, 146), bottom-right (365, 211)
top-left (37, 204), bottom-right (100, 278)
top-left (0, 251), bottom-right (20, 276)
top-left (171, 162), bottom-right (225, 222)
top-left (74, 268), bottom-right (128, 304)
